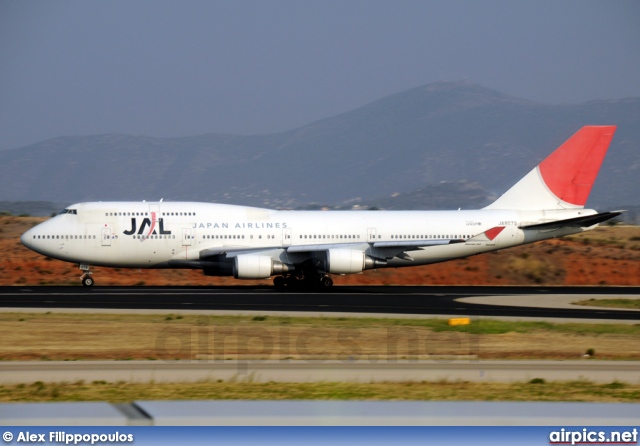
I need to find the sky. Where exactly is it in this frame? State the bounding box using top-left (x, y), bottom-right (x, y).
top-left (1, 0), bottom-right (639, 151)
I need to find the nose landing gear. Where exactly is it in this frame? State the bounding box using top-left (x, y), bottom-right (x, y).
top-left (79, 264), bottom-right (94, 287)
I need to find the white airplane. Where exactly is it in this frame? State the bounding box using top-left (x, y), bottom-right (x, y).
top-left (21, 126), bottom-right (621, 288)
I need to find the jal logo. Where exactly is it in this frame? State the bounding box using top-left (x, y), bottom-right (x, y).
top-left (123, 212), bottom-right (172, 236)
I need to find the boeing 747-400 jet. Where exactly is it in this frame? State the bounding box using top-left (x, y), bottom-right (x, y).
top-left (21, 126), bottom-right (620, 288)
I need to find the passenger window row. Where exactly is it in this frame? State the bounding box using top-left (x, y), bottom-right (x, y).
top-left (131, 235), bottom-right (176, 239)
top-left (299, 234), bottom-right (361, 240)
top-left (390, 234), bottom-right (469, 239)
top-left (202, 234), bottom-right (276, 240)
top-left (33, 235), bottom-right (96, 240)
top-left (106, 212), bottom-right (147, 217)
top-left (204, 235), bottom-right (246, 240)
top-left (105, 212), bottom-right (197, 217)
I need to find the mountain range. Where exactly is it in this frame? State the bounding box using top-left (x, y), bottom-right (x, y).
top-left (1, 81), bottom-right (638, 210)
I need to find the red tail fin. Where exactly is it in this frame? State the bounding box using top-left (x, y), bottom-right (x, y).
top-left (539, 126), bottom-right (616, 207)
top-left (485, 126), bottom-right (616, 210)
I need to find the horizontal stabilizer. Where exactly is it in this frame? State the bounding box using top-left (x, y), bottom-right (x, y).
top-left (519, 211), bottom-right (623, 230)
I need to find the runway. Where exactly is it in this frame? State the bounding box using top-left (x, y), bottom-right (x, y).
top-left (0, 285), bottom-right (639, 321)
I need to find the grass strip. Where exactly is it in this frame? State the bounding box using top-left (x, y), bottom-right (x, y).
top-left (1, 380), bottom-right (639, 403)
top-left (2, 312), bottom-right (640, 335)
top-left (574, 299), bottom-right (640, 310)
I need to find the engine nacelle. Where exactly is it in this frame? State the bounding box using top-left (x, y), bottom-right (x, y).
top-left (326, 249), bottom-right (366, 274)
top-left (234, 255), bottom-right (293, 279)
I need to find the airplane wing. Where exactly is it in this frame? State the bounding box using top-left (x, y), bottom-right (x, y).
top-left (199, 246), bottom-right (283, 259)
top-left (367, 239), bottom-right (464, 260)
top-left (287, 243), bottom-right (364, 253)
top-left (519, 211), bottom-right (623, 230)
top-left (288, 239), bottom-right (466, 262)
top-left (199, 237), bottom-right (469, 263)
top-left (372, 239), bottom-right (464, 249)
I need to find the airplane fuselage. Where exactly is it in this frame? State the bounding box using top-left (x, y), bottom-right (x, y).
top-left (21, 201), bottom-right (593, 270)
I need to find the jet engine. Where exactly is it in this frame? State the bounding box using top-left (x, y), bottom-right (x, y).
top-left (326, 249), bottom-right (367, 274)
top-left (234, 255), bottom-right (293, 279)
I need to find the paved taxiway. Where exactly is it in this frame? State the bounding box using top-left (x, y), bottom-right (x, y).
top-left (1, 360), bottom-right (639, 385)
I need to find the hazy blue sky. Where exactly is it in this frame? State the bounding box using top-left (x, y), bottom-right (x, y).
top-left (1, 0), bottom-right (639, 150)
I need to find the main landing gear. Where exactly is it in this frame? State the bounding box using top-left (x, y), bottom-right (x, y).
top-left (79, 264), bottom-right (94, 287)
top-left (273, 262), bottom-right (334, 290)
top-left (273, 273), bottom-right (333, 290)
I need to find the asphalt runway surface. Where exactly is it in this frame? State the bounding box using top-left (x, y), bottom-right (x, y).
top-left (0, 285), bottom-right (639, 320)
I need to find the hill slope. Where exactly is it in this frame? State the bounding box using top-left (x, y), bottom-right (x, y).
top-left (1, 81), bottom-right (638, 208)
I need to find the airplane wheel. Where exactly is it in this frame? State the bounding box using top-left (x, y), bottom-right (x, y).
top-left (273, 276), bottom-right (286, 289)
top-left (321, 275), bottom-right (333, 288)
top-left (82, 276), bottom-right (94, 287)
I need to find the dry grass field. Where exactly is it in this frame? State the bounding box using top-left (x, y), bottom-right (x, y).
top-left (1, 313), bottom-right (639, 361)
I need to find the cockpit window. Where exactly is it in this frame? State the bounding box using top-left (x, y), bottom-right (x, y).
top-left (58, 209), bottom-right (77, 215)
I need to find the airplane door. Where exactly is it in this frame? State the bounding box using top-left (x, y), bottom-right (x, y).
top-left (282, 228), bottom-right (292, 246)
top-left (182, 228), bottom-right (192, 246)
top-left (101, 228), bottom-right (112, 246)
top-left (367, 228), bottom-right (377, 242)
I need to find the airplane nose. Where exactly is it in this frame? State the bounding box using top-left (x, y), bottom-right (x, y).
top-left (20, 228), bottom-right (32, 248)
